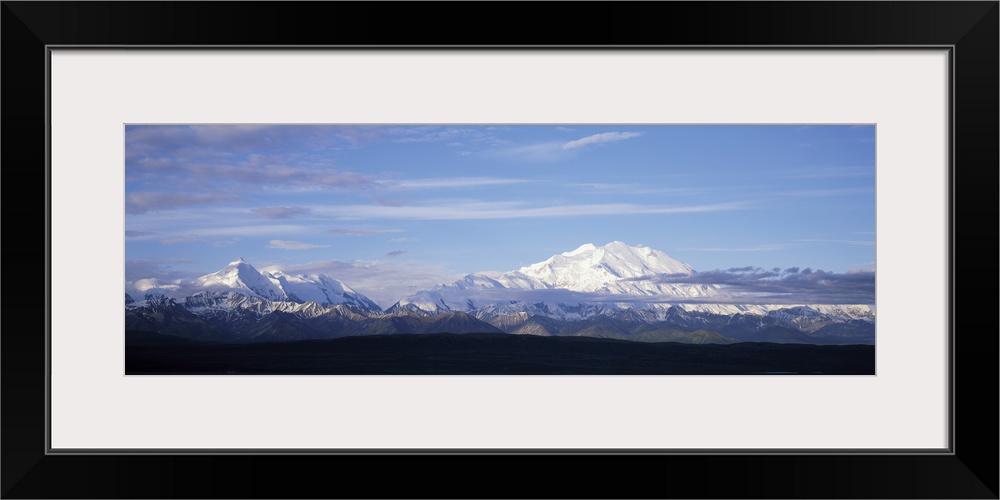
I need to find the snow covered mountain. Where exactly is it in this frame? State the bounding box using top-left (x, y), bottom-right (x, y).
top-left (194, 258), bottom-right (287, 301)
top-left (126, 258), bottom-right (388, 342)
top-left (266, 270), bottom-right (377, 309)
top-left (389, 241), bottom-right (873, 321)
top-left (391, 241), bottom-right (722, 317)
top-left (125, 246), bottom-right (874, 345)
top-left (128, 258), bottom-right (382, 313)
top-left (518, 241), bottom-right (694, 289)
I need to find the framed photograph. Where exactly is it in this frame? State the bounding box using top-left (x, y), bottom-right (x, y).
top-left (4, 2), bottom-right (996, 498)
top-left (121, 122), bottom-right (878, 377)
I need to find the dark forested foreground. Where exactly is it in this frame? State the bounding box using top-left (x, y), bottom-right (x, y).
top-left (125, 330), bottom-right (875, 375)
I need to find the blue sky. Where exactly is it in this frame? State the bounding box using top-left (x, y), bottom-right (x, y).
top-left (125, 124), bottom-right (875, 307)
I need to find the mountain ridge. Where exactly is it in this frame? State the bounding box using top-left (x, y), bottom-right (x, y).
top-left (125, 243), bottom-right (874, 345)
top-left (130, 258), bottom-right (382, 313)
top-left (390, 241), bottom-right (873, 321)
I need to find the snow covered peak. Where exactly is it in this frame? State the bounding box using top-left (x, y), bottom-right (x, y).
top-left (518, 241), bottom-right (694, 290)
top-left (264, 269), bottom-right (380, 311)
top-left (563, 243), bottom-right (598, 256)
top-left (181, 259), bottom-right (384, 312)
top-left (389, 243), bottom-right (874, 325)
top-left (446, 274), bottom-right (507, 291)
top-left (393, 242), bottom-right (707, 315)
top-left (601, 241), bottom-right (649, 255)
top-left (195, 259), bottom-right (286, 301)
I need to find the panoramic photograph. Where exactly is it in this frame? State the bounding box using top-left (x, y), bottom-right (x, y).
top-left (124, 124), bottom-right (876, 375)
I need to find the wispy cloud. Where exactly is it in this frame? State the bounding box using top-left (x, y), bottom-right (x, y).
top-left (676, 244), bottom-right (792, 252)
top-left (678, 238), bottom-right (873, 253)
top-left (159, 235), bottom-right (200, 245)
top-left (783, 187), bottom-right (874, 198)
top-left (252, 206), bottom-right (312, 219)
top-left (395, 177), bottom-right (529, 189)
top-left (384, 250), bottom-right (407, 258)
top-left (328, 228), bottom-right (405, 236)
top-left (125, 258), bottom-right (198, 286)
top-left (779, 166), bottom-right (874, 179)
top-left (199, 160), bottom-right (377, 190)
top-left (210, 238), bottom-right (239, 247)
top-left (125, 125), bottom-right (385, 161)
top-left (570, 182), bottom-right (706, 196)
top-left (313, 201), bottom-right (747, 220)
top-left (495, 142), bottom-right (566, 162)
top-left (797, 239), bottom-right (874, 246)
top-left (267, 240), bottom-right (330, 250)
top-left (372, 198), bottom-right (409, 207)
top-left (125, 230), bottom-right (156, 238)
top-left (622, 267), bottom-right (875, 304)
top-left (142, 232), bottom-right (241, 247)
top-left (458, 130), bottom-right (630, 161)
top-left (563, 132), bottom-right (641, 150)
top-left (128, 152), bottom-right (380, 193)
top-left (126, 192), bottom-right (237, 214)
top-left (188, 225), bottom-right (306, 237)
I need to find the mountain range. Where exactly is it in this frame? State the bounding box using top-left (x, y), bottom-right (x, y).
top-left (126, 242), bottom-right (875, 344)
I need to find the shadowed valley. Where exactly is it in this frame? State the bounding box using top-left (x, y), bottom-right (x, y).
top-left (126, 330), bottom-right (875, 375)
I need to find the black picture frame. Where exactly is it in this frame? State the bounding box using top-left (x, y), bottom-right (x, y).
top-left (3, 2), bottom-right (997, 498)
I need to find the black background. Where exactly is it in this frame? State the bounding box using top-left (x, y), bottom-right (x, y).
top-left (3, 2), bottom-right (997, 498)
